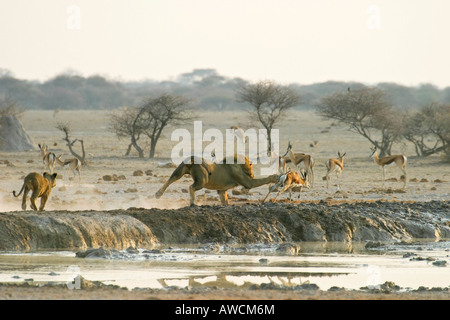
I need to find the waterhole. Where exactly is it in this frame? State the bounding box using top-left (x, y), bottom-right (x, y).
top-left (0, 241), bottom-right (448, 291)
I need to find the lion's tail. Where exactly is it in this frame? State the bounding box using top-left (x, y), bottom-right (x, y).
top-left (12, 184), bottom-right (25, 197)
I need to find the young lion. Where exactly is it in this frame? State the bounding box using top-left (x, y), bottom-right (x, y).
top-left (13, 172), bottom-right (57, 211)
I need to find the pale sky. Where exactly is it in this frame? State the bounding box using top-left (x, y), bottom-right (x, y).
top-left (1, 0), bottom-right (449, 87)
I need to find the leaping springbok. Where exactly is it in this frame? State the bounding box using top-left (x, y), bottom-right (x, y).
top-left (39, 144), bottom-right (56, 173)
top-left (262, 170), bottom-right (310, 202)
top-left (370, 147), bottom-right (407, 188)
top-left (284, 144), bottom-right (315, 186)
top-left (56, 155), bottom-right (82, 181)
top-left (325, 152), bottom-right (346, 189)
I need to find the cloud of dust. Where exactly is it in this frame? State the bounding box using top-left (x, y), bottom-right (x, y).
top-left (2, 177), bottom-right (192, 212)
top-left (0, 197), bottom-right (23, 212)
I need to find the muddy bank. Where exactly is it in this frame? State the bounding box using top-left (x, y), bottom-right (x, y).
top-left (0, 200), bottom-right (448, 251)
top-left (127, 200), bottom-right (450, 244)
top-left (0, 211), bottom-right (157, 251)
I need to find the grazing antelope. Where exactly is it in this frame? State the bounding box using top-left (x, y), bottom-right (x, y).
top-left (262, 170), bottom-right (310, 202)
top-left (56, 155), bottom-right (82, 181)
top-left (370, 147), bottom-right (407, 188)
top-left (325, 152), bottom-right (346, 189)
top-left (38, 144), bottom-right (56, 173)
top-left (284, 145), bottom-right (315, 186)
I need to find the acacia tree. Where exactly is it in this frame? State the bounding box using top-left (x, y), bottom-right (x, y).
top-left (316, 87), bottom-right (401, 157)
top-left (401, 103), bottom-right (450, 158)
top-left (140, 94), bottom-right (193, 158)
top-left (109, 94), bottom-right (193, 158)
top-left (236, 80), bottom-right (301, 153)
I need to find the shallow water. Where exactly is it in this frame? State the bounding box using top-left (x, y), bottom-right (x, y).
top-left (0, 241), bottom-right (448, 292)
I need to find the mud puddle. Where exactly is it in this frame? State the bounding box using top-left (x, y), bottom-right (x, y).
top-left (0, 241), bottom-right (448, 292)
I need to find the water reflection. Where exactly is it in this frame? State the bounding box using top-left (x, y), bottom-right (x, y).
top-left (0, 240), bottom-right (448, 291)
top-left (183, 271), bottom-right (348, 290)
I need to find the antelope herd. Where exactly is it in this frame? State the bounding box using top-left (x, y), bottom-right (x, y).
top-left (13, 138), bottom-right (409, 210)
top-left (266, 141), bottom-right (407, 202)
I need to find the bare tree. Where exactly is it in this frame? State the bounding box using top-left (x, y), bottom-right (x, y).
top-left (56, 122), bottom-right (87, 165)
top-left (109, 107), bottom-right (144, 157)
top-left (237, 80), bottom-right (301, 153)
top-left (316, 87), bottom-right (400, 157)
top-left (109, 94), bottom-right (193, 158)
top-left (139, 94), bottom-right (193, 158)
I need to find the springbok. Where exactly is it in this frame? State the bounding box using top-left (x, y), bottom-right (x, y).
top-left (325, 152), bottom-right (346, 189)
top-left (277, 142), bottom-right (294, 174)
top-left (283, 144), bottom-right (315, 186)
top-left (38, 144), bottom-right (56, 173)
top-left (56, 155), bottom-right (82, 181)
top-left (262, 170), bottom-right (310, 202)
top-left (370, 147), bottom-right (407, 188)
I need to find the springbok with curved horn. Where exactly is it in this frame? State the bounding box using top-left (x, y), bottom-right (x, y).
top-left (262, 170), bottom-right (310, 202)
top-left (56, 155), bottom-right (82, 181)
top-left (370, 147), bottom-right (407, 188)
top-left (325, 151), bottom-right (346, 189)
top-left (39, 144), bottom-right (56, 174)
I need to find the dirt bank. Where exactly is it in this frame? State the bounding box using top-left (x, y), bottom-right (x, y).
top-left (1, 200), bottom-right (448, 251)
top-left (0, 211), bottom-right (157, 251)
top-left (127, 200), bottom-right (449, 244)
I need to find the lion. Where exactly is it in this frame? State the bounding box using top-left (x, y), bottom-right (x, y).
top-left (12, 172), bottom-right (58, 211)
top-left (155, 155), bottom-right (278, 206)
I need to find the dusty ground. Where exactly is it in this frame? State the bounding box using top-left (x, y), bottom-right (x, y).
top-left (1, 109), bottom-right (449, 212)
top-left (0, 109), bottom-right (449, 300)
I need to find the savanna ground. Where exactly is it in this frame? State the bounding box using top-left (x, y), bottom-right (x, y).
top-left (2, 109), bottom-right (449, 211)
top-left (0, 109), bottom-right (449, 300)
